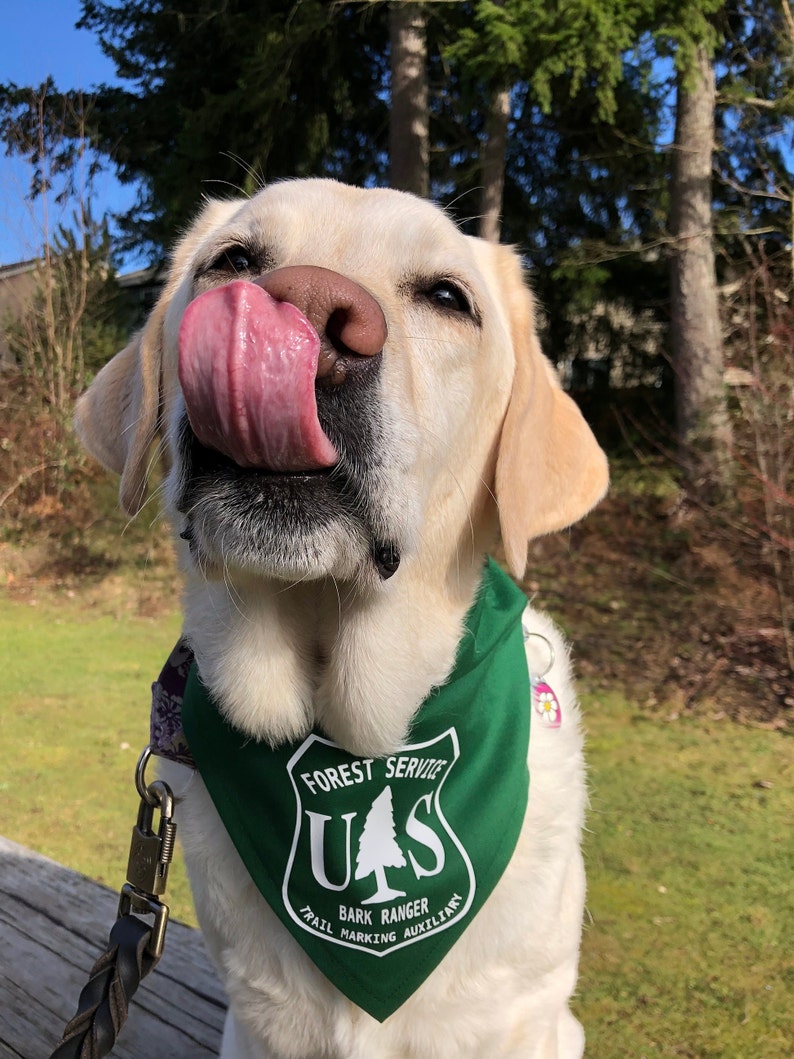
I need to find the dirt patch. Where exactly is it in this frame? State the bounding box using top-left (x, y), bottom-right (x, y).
top-left (512, 471), bottom-right (792, 728)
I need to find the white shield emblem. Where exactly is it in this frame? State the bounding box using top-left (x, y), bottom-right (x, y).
top-left (282, 728), bottom-right (475, 956)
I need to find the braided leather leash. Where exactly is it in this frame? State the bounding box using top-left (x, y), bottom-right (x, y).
top-left (49, 914), bottom-right (160, 1058)
top-left (49, 748), bottom-right (175, 1059)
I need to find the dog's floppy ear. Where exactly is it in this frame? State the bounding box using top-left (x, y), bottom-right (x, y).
top-left (75, 196), bottom-right (244, 515)
top-left (74, 298), bottom-right (166, 515)
top-left (495, 252), bottom-right (609, 579)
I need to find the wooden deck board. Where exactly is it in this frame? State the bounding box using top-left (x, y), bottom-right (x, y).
top-left (0, 835), bottom-right (225, 1058)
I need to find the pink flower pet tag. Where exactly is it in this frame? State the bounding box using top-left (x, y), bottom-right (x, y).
top-left (533, 681), bottom-right (561, 728)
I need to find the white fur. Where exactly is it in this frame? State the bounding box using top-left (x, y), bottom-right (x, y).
top-left (76, 180), bottom-right (609, 1058)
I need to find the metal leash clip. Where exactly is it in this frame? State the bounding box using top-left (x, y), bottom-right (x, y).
top-left (118, 745), bottom-right (176, 958)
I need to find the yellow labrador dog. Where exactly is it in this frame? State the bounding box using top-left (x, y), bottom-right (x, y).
top-left (76, 180), bottom-right (607, 1059)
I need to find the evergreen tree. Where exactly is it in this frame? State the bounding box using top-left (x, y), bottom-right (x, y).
top-left (715, 0), bottom-right (794, 276)
top-left (4, 0), bottom-right (788, 473)
top-left (355, 786), bottom-right (407, 905)
top-left (440, 0), bottom-right (647, 241)
top-left (77, 0), bottom-right (390, 253)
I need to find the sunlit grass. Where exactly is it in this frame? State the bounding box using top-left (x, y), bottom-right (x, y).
top-left (1, 591), bottom-right (792, 1052)
top-left (0, 592), bottom-right (194, 922)
top-left (577, 693), bottom-right (793, 1057)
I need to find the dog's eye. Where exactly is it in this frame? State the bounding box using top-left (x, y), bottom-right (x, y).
top-left (208, 247), bottom-right (253, 274)
top-left (426, 281), bottom-right (471, 315)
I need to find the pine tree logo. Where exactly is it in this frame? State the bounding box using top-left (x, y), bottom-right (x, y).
top-left (355, 786), bottom-right (407, 904)
top-left (283, 730), bottom-right (475, 957)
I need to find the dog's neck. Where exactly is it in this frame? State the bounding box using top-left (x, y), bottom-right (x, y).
top-left (180, 556), bottom-right (484, 758)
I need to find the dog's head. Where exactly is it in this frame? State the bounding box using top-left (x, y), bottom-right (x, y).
top-left (76, 179), bottom-right (607, 587)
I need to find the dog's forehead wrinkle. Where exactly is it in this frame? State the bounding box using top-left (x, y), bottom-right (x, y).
top-left (210, 181), bottom-right (469, 279)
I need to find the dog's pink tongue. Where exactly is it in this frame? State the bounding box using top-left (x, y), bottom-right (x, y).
top-left (178, 281), bottom-right (338, 471)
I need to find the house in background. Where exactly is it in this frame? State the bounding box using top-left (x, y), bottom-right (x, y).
top-left (0, 259), bottom-right (38, 368)
top-left (0, 259), bottom-right (165, 371)
top-left (116, 263), bottom-right (165, 330)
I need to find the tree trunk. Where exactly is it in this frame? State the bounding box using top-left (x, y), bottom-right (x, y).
top-left (478, 0), bottom-right (509, 242)
top-left (389, 2), bottom-right (429, 196)
top-left (478, 85), bottom-right (510, 242)
top-left (669, 43), bottom-right (732, 489)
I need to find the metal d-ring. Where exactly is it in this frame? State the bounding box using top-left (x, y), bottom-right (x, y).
top-left (135, 744), bottom-right (158, 806)
top-left (522, 629), bottom-right (556, 680)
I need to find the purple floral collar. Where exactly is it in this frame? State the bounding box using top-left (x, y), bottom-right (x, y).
top-left (150, 639), bottom-right (196, 767)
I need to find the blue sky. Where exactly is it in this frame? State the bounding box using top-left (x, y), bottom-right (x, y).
top-left (0, 0), bottom-right (138, 267)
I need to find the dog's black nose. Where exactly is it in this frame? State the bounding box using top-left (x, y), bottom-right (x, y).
top-left (255, 266), bottom-right (387, 386)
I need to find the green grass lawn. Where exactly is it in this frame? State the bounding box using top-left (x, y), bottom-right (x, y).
top-left (576, 695), bottom-right (793, 1057)
top-left (1, 591), bottom-right (792, 1056)
top-left (0, 591), bottom-right (192, 918)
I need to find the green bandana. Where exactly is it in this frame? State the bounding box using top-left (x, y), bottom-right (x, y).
top-left (181, 558), bottom-right (530, 1021)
